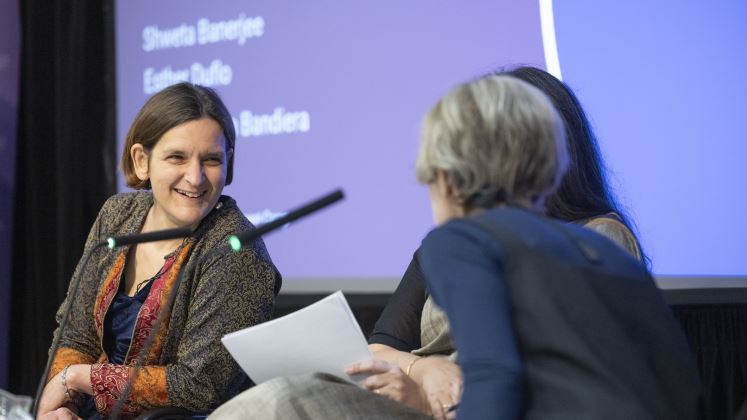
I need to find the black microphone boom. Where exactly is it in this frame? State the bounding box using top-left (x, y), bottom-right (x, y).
top-left (106, 227), bottom-right (192, 248)
top-left (229, 189), bottom-right (344, 251)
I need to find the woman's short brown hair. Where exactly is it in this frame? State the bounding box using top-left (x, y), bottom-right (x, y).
top-left (121, 83), bottom-right (236, 189)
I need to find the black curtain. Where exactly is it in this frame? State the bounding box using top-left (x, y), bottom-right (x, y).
top-left (9, 0), bottom-right (116, 395)
top-left (673, 304), bottom-right (747, 420)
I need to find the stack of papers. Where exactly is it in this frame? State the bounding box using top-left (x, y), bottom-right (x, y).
top-left (222, 291), bottom-right (373, 384)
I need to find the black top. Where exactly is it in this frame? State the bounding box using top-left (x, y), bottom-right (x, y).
top-left (368, 252), bottom-right (426, 351)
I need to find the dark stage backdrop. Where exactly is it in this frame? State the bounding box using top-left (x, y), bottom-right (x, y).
top-left (9, 0), bottom-right (116, 395)
top-left (0, 0), bottom-right (21, 390)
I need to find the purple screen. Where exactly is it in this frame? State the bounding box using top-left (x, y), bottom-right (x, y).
top-left (115, 1), bottom-right (547, 288)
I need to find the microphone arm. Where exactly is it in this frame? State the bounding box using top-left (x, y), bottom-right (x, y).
top-left (106, 227), bottom-right (193, 248)
top-left (109, 189), bottom-right (345, 419)
top-left (229, 189), bottom-right (345, 251)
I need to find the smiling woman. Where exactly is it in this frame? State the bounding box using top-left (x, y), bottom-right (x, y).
top-left (37, 83), bottom-right (281, 419)
top-left (130, 118), bottom-right (230, 231)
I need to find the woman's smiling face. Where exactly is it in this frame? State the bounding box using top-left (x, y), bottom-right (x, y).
top-left (131, 117), bottom-right (231, 230)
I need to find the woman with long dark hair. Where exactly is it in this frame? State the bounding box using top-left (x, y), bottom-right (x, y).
top-left (365, 66), bottom-right (648, 417)
top-left (507, 66), bottom-right (646, 264)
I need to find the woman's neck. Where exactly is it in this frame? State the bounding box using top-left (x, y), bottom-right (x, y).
top-left (463, 198), bottom-right (537, 217)
top-left (140, 206), bottom-right (190, 253)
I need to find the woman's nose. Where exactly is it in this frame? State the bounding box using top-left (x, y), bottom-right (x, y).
top-left (184, 159), bottom-right (206, 186)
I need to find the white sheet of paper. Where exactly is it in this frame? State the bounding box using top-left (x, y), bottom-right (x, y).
top-left (221, 291), bottom-right (373, 384)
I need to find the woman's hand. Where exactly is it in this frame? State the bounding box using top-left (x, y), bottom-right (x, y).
top-left (37, 365), bottom-right (91, 419)
top-left (368, 344), bottom-right (462, 419)
top-left (37, 371), bottom-right (70, 418)
top-left (65, 365), bottom-right (92, 396)
top-left (37, 407), bottom-right (81, 420)
top-left (409, 356), bottom-right (462, 420)
top-left (346, 359), bottom-right (429, 414)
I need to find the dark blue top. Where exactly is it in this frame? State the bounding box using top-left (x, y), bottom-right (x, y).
top-left (103, 280), bottom-right (154, 364)
top-left (419, 214), bottom-right (523, 419)
top-left (79, 280), bottom-right (154, 419)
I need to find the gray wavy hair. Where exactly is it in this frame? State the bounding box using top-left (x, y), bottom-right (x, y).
top-left (416, 74), bottom-right (569, 209)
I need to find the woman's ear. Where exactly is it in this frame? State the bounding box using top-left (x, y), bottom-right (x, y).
top-left (436, 171), bottom-right (459, 203)
top-left (130, 143), bottom-right (150, 182)
top-left (436, 170), bottom-right (469, 217)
